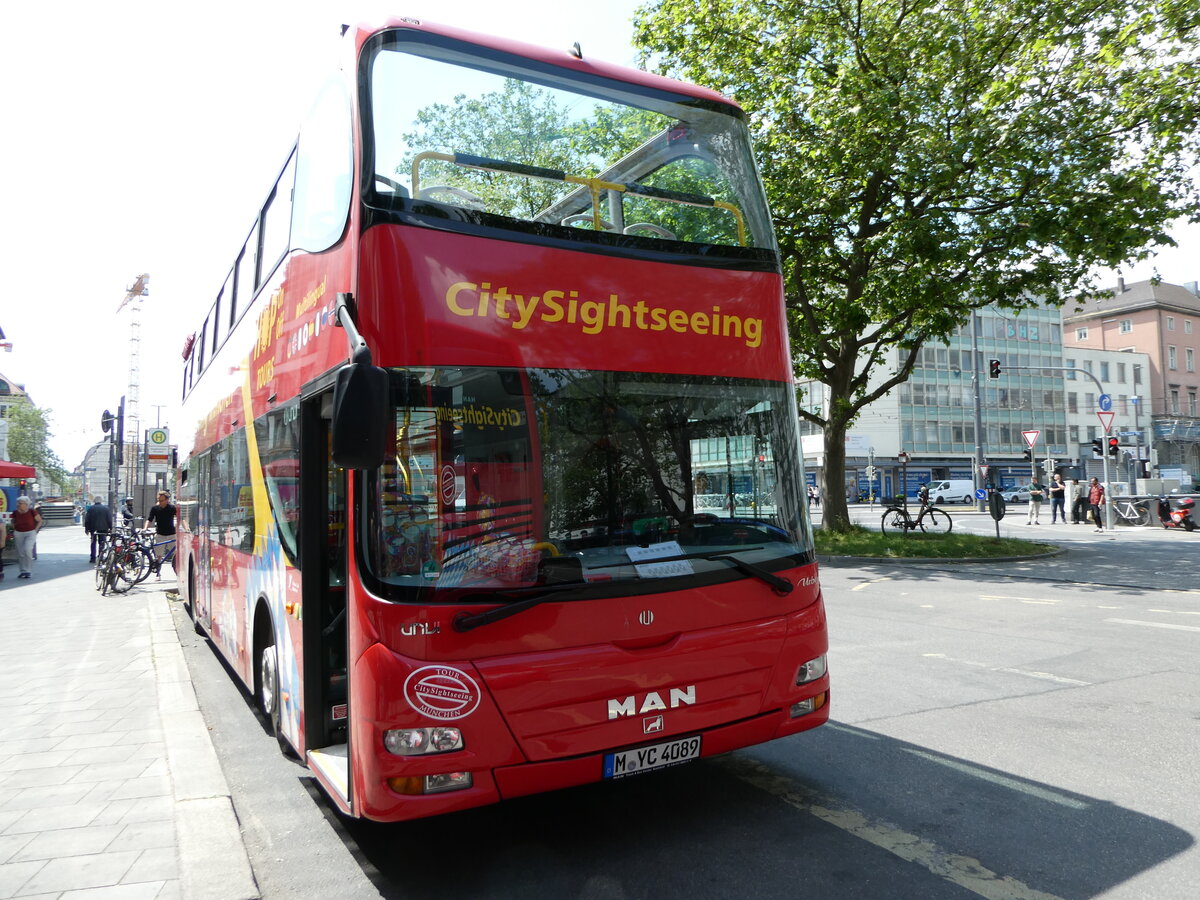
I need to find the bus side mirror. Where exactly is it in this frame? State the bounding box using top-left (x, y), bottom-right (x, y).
top-left (331, 363), bottom-right (389, 469)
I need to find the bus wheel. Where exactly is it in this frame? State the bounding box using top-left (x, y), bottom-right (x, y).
top-left (188, 566), bottom-right (205, 636)
top-left (258, 630), bottom-right (297, 758)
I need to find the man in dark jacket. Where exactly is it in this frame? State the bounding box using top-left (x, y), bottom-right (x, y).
top-left (83, 497), bottom-right (113, 563)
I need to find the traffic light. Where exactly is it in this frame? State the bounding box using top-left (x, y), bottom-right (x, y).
top-left (989, 359), bottom-right (1001, 379)
top-left (1108, 437), bottom-right (1119, 457)
top-left (1022, 449), bottom-right (1032, 461)
top-left (18, 479), bottom-right (26, 490)
top-left (1091, 439), bottom-right (1103, 458)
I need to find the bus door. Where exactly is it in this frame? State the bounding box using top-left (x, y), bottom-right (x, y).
top-left (193, 450), bottom-right (214, 629)
top-left (299, 386), bottom-right (351, 811)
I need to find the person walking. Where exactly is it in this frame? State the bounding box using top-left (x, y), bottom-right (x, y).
top-left (1026, 477), bottom-right (1047, 524)
top-left (10, 497), bottom-right (43, 579)
top-left (84, 496), bottom-right (113, 563)
top-left (1088, 477), bottom-right (1106, 532)
top-left (145, 491), bottom-right (177, 578)
top-left (1048, 473), bottom-right (1067, 524)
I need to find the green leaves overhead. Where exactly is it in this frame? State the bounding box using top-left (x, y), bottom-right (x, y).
top-left (635, 0), bottom-right (1200, 529)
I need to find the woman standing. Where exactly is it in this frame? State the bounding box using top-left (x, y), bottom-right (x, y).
top-left (11, 497), bottom-right (43, 579)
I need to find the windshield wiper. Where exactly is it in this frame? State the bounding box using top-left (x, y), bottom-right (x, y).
top-left (592, 546), bottom-right (794, 595)
top-left (451, 583), bottom-right (587, 632)
top-left (452, 548), bottom-right (793, 633)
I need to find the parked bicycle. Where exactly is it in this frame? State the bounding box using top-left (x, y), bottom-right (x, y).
top-left (880, 502), bottom-right (953, 535)
top-left (1111, 497), bottom-right (1151, 526)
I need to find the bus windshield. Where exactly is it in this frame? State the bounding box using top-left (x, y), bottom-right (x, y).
top-left (363, 368), bottom-right (813, 600)
top-left (365, 32), bottom-right (776, 253)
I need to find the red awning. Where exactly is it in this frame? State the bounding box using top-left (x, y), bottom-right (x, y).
top-left (0, 459), bottom-right (36, 478)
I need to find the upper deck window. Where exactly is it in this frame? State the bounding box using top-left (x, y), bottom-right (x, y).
top-left (363, 32), bottom-right (777, 261)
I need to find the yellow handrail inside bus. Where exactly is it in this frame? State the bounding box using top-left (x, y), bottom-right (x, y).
top-left (409, 151), bottom-right (747, 246)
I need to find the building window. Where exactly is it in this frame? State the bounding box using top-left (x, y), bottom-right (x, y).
top-left (1068, 393), bottom-right (1078, 413)
top-left (1168, 345), bottom-right (1177, 369)
top-left (1171, 389), bottom-right (1180, 414)
top-left (1119, 319), bottom-right (1132, 334)
top-left (1188, 348), bottom-right (1195, 373)
top-left (1100, 361), bottom-right (1110, 382)
top-left (1076, 327), bottom-right (1088, 341)
top-left (1117, 362), bottom-right (1126, 382)
top-left (1186, 320), bottom-right (1193, 334)
top-left (1065, 358), bottom-right (1076, 379)
top-left (1069, 425), bottom-right (1080, 444)
top-left (1133, 364), bottom-right (1142, 385)
top-left (1167, 316), bottom-right (1175, 331)
top-left (1191, 392), bottom-right (1198, 417)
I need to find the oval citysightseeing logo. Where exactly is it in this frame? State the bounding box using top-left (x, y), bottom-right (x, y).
top-left (403, 666), bottom-right (481, 721)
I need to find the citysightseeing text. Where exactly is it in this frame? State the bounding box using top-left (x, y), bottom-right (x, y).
top-left (445, 281), bottom-right (765, 349)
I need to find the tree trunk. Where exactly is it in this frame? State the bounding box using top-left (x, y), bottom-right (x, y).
top-left (819, 416), bottom-right (853, 531)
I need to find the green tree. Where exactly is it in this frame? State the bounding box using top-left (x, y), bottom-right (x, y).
top-left (634, 0), bottom-right (1200, 530)
top-left (402, 79), bottom-right (592, 218)
top-left (7, 400), bottom-right (71, 494)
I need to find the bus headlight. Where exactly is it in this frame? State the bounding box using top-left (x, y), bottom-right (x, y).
top-left (388, 772), bottom-right (474, 795)
top-left (383, 727), bottom-right (464, 756)
top-left (789, 692), bottom-right (828, 718)
top-left (795, 655), bottom-right (827, 685)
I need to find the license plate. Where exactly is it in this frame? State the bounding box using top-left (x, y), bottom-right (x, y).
top-left (603, 735), bottom-right (701, 779)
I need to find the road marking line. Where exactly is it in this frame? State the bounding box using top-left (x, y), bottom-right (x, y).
top-left (716, 755), bottom-right (1065, 900)
top-left (925, 654), bottom-right (1090, 685)
top-left (1104, 618), bottom-right (1200, 633)
top-left (979, 595), bottom-right (1060, 603)
top-left (1147, 609), bottom-right (1200, 615)
top-left (852, 576), bottom-right (892, 592)
top-left (994, 668), bottom-right (1091, 686)
top-left (824, 722), bottom-right (880, 740)
top-left (1097, 605), bottom-right (1122, 609)
top-left (903, 750), bottom-right (1089, 810)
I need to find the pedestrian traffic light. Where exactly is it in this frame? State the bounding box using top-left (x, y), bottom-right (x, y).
top-left (1022, 449), bottom-right (1032, 461)
top-left (1108, 437), bottom-right (1119, 457)
top-left (1091, 439), bottom-right (1103, 458)
top-left (989, 359), bottom-right (1001, 378)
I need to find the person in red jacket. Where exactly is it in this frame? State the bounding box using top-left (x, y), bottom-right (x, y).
top-left (1088, 478), bottom-right (1106, 532)
top-left (11, 496), bottom-right (42, 579)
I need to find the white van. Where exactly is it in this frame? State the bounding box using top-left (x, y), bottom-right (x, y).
top-left (923, 479), bottom-right (976, 505)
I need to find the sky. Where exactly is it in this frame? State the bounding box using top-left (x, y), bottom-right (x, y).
top-left (0, 0), bottom-right (642, 468)
top-left (0, 0), bottom-right (1196, 469)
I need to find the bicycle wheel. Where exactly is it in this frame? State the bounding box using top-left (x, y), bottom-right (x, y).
top-left (95, 548), bottom-right (114, 591)
top-left (133, 547), bottom-right (155, 584)
top-left (881, 508), bottom-right (909, 536)
top-left (919, 508), bottom-right (953, 535)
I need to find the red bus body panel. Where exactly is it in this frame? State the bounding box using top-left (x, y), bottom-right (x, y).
top-left (177, 17), bottom-right (828, 824)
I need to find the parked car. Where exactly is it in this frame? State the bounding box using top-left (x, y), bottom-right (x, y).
top-left (1002, 487), bottom-right (1032, 503)
top-left (920, 479), bottom-right (976, 504)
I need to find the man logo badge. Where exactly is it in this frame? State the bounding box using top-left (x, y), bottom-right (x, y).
top-left (643, 715), bottom-right (664, 734)
top-left (638, 609), bottom-right (654, 626)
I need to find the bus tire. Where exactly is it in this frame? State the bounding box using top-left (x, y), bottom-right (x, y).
top-left (188, 564), bottom-right (205, 636)
top-left (256, 610), bottom-right (297, 759)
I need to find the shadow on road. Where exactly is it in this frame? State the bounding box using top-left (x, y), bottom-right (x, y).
top-left (317, 722), bottom-right (1189, 899)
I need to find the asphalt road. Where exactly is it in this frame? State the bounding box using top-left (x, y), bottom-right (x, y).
top-left (170, 514), bottom-right (1200, 899)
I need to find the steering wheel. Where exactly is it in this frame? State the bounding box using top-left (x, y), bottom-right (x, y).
top-left (560, 214), bottom-right (616, 231)
top-left (374, 174), bottom-right (410, 197)
top-left (416, 185), bottom-right (487, 210)
top-left (623, 223), bottom-right (676, 239)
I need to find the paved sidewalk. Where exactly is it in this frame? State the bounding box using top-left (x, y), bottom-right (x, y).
top-left (0, 527), bottom-right (257, 899)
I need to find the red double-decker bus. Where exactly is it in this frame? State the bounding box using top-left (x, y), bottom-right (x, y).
top-left (176, 16), bottom-right (828, 822)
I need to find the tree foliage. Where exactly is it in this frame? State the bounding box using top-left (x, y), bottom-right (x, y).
top-left (634, 0), bottom-right (1200, 529)
top-left (6, 401), bottom-right (71, 494)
